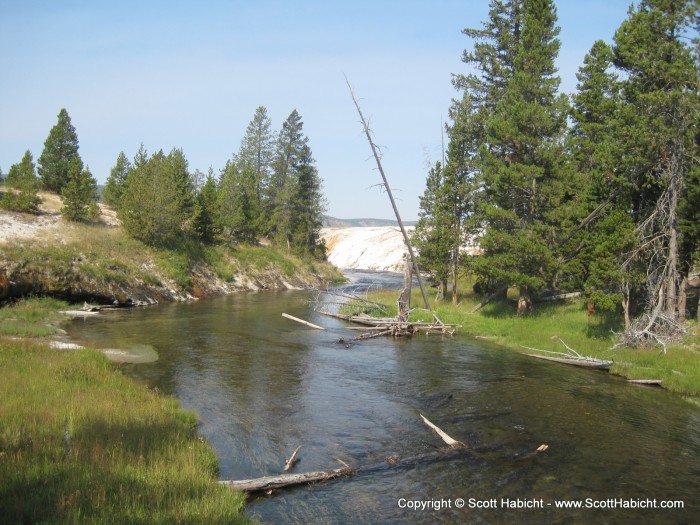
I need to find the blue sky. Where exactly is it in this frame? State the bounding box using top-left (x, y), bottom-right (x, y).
top-left (0, 0), bottom-right (631, 220)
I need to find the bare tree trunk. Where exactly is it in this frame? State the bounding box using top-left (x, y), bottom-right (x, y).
top-left (397, 259), bottom-right (412, 323)
top-left (677, 275), bottom-right (688, 323)
top-left (622, 283), bottom-right (631, 330)
top-left (451, 248), bottom-right (458, 306)
top-left (517, 287), bottom-right (531, 317)
top-left (436, 279), bottom-right (446, 301)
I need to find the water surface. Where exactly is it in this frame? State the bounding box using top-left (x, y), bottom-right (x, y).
top-left (67, 273), bottom-right (700, 524)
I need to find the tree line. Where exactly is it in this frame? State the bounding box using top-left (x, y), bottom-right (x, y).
top-left (413, 0), bottom-right (699, 344)
top-left (1, 106), bottom-right (326, 258)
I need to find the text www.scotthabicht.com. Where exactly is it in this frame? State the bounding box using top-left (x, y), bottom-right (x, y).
top-left (397, 497), bottom-right (685, 511)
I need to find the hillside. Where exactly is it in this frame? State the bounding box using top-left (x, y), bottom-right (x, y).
top-left (0, 192), bottom-right (341, 304)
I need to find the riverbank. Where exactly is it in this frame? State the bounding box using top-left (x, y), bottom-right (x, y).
top-left (0, 298), bottom-right (251, 523)
top-left (360, 286), bottom-right (700, 398)
top-left (0, 192), bottom-right (343, 306)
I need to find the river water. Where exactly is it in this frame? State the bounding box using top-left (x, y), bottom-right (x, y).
top-left (66, 271), bottom-right (700, 524)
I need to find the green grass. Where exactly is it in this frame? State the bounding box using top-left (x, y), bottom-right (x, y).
top-left (0, 296), bottom-right (70, 337)
top-left (0, 337), bottom-right (250, 524)
top-left (360, 279), bottom-right (700, 397)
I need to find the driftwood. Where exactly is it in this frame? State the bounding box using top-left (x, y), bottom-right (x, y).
top-left (284, 446), bottom-right (302, 471)
top-left (627, 379), bottom-right (663, 385)
top-left (522, 353), bottom-right (612, 370)
top-left (220, 465), bottom-right (354, 493)
top-left (282, 313), bottom-right (325, 330)
top-left (521, 338), bottom-right (613, 370)
top-left (319, 311), bottom-right (458, 337)
top-left (420, 414), bottom-right (466, 449)
top-left (220, 415), bottom-right (548, 494)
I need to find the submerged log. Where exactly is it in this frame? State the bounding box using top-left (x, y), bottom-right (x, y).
top-left (220, 415), bottom-right (549, 494)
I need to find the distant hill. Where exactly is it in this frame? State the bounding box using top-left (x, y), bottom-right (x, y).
top-left (323, 216), bottom-right (417, 227)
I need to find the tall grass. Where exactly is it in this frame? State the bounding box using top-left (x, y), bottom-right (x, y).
top-left (0, 338), bottom-right (250, 524)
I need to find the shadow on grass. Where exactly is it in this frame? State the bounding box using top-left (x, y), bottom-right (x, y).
top-left (0, 416), bottom-right (249, 525)
top-left (585, 311), bottom-right (623, 340)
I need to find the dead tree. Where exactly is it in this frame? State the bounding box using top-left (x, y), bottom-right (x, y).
top-left (618, 143), bottom-right (688, 351)
top-left (346, 76), bottom-right (431, 311)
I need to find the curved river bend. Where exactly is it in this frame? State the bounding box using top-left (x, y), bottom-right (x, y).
top-left (67, 273), bottom-right (699, 524)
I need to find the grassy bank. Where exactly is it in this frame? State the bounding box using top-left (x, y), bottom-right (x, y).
top-left (0, 211), bottom-right (342, 300)
top-left (357, 283), bottom-right (700, 397)
top-left (0, 300), bottom-right (249, 524)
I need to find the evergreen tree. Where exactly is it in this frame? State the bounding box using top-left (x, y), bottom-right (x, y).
top-left (192, 169), bottom-right (221, 243)
top-left (268, 110), bottom-right (325, 255)
top-left (218, 158), bottom-right (260, 243)
top-left (566, 40), bottom-right (635, 317)
top-left (611, 0), bottom-right (699, 333)
top-left (119, 149), bottom-right (192, 246)
top-left (1, 150), bottom-right (41, 213)
top-left (471, 0), bottom-right (571, 314)
top-left (38, 109), bottom-right (82, 193)
top-left (413, 161), bottom-right (454, 300)
top-left (60, 158), bottom-right (98, 222)
top-left (103, 151), bottom-right (132, 209)
top-left (238, 106), bottom-right (275, 203)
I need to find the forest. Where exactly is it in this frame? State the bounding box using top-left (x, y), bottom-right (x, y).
top-left (412, 0), bottom-right (699, 350)
top-left (1, 106), bottom-right (326, 260)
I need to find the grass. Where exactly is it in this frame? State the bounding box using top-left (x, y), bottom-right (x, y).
top-left (0, 296), bottom-right (70, 337)
top-left (0, 335), bottom-right (250, 524)
top-left (356, 277), bottom-right (700, 397)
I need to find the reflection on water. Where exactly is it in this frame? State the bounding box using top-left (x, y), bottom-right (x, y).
top-left (67, 280), bottom-right (700, 524)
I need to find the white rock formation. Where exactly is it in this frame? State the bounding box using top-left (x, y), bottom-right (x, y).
top-left (320, 227), bottom-right (411, 272)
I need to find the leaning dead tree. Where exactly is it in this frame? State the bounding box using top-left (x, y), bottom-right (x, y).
top-left (345, 76), bottom-right (431, 311)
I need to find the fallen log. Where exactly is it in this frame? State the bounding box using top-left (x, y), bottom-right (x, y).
top-left (282, 313), bottom-right (325, 330)
top-left (522, 353), bottom-right (612, 370)
top-left (627, 379), bottom-right (663, 385)
top-left (220, 415), bottom-right (549, 494)
top-left (220, 465), bottom-right (354, 492)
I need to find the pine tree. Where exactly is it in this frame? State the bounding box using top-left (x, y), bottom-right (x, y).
top-left (60, 158), bottom-right (98, 222)
top-left (2, 150), bottom-right (41, 213)
top-left (192, 169), bottom-right (221, 243)
top-left (268, 110), bottom-right (325, 254)
top-left (119, 150), bottom-right (192, 246)
top-left (103, 151), bottom-right (132, 209)
top-left (471, 0), bottom-right (570, 314)
top-left (38, 109), bottom-right (82, 193)
top-left (238, 106), bottom-right (275, 203)
top-left (413, 161), bottom-right (454, 300)
top-left (218, 159), bottom-right (260, 243)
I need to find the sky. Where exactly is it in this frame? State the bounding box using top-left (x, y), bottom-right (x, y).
top-left (0, 0), bottom-right (632, 221)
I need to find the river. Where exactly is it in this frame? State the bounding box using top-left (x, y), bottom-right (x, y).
top-left (66, 271), bottom-right (700, 524)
